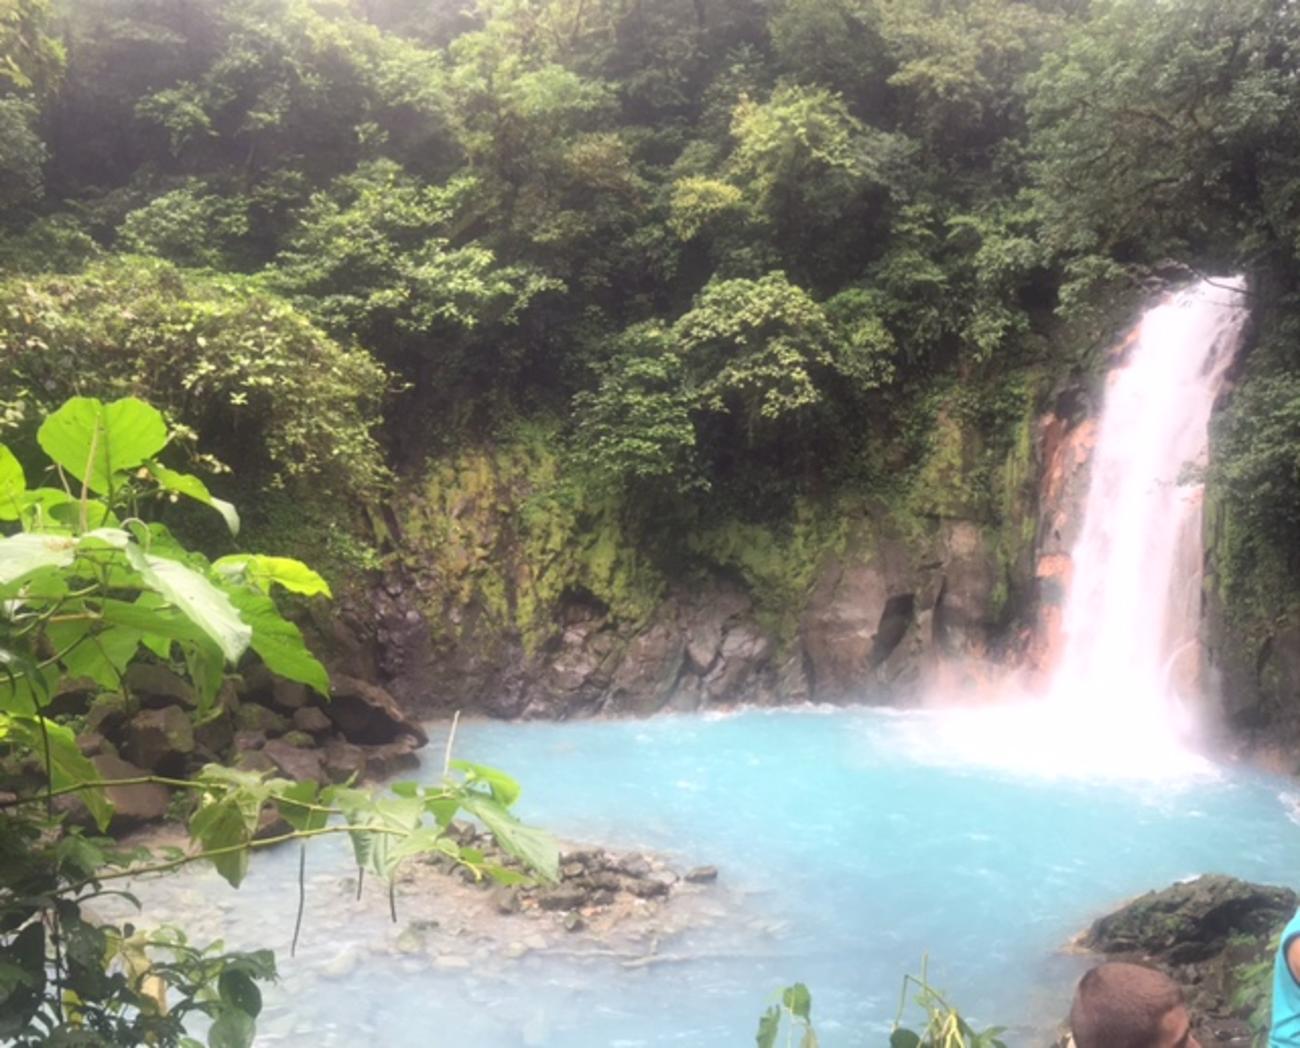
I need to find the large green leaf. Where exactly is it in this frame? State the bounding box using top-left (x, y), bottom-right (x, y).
top-left (0, 444), bottom-right (25, 521)
top-left (11, 716), bottom-right (113, 830)
top-left (48, 622), bottom-right (141, 690)
top-left (452, 760), bottom-right (521, 806)
top-left (126, 547), bottom-right (251, 663)
top-left (189, 794), bottom-right (254, 888)
top-left (149, 461), bottom-right (240, 536)
top-left (212, 554), bottom-right (331, 598)
top-left (783, 984), bottom-right (812, 1022)
top-left (224, 588), bottom-right (329, 696)
top-left (17, 487), bottom-right (76, 532)
top-left (37, 396), bottom-right (168, 496)
top-left (217, 969), bottom-right (262, 1019)
top-left (460, 794), bottom-right (559, 882)
top-left (0, 924), bottom-right (44, 1038)
top-left (0, 532), bottom-right (75, 585)
top-left (208, 1006), bottom-right (256, 1048)
top-left (756, 1005), bottom-right (781, 1048)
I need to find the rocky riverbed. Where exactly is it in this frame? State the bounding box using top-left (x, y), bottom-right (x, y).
top-left (106, 820), bottom-right (739, 979)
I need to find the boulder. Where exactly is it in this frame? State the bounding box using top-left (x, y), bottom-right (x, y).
top-left (270, 678), bottom-right (310, 712)
top-left (327, 674), bottom-right (427, 748)
top-left (703, 624), bottom-right (773, 702)
top-left (233, 750), bottom-right (276, 775)
top-left (801, 556), bottom-right (891, 698)
top-left (262, 739), bottom-right (324, 783)
top-left (1085, 874), bottom-right (1296, 964)
top-left (232, 730), bottom-right (266, 753)
top-left (123, 664), bottom-right (196, 709)
top-left (322, 738), bottom-right (367, 783)
top-left (84, 693), bottom-right (129, 737)
top-left (1081, 876), bottom-right (1297, 1047)
top-left (603, 622), bottom-right (685, 715)
top-left (360, 736), bottom-right (421, 779)
top-left (234, 701), bottom-right (290, 737)
top-left (933, 522), bottom-right (1001, 655)
top-left (76, 732), bottom-right (107, 757)
top-left (193, 710), bottom-right (234, 759)
top-left (93, 754), bottom-right (169, 828)
top-left (122, 706), bottom-right (194, 774)
top-left (292, 705), bottom-right (333, 736)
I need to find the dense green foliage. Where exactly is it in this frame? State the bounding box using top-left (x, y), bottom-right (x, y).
top-left (0, 0), bottom-right (1293, 676)
top-left (0, 395), bottom-right (556, 1045)
top-left (0, 0), bottom-right (1076, 524)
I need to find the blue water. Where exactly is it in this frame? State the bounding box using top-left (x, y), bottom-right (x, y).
top-left (123, 707), bottom-right (1300, 1046)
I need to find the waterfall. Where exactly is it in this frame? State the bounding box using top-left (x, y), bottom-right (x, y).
top-left (1049, 277), bottom-right (1249, 738)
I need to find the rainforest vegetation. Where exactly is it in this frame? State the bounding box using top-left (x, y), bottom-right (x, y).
top-left (5, 0), bottom-right (1300, 1043)
top-left (3, 0), bottom-right (1300, 573)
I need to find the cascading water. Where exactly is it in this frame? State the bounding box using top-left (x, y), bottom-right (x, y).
top-left (1049, 277), bottom-right (1249, 740)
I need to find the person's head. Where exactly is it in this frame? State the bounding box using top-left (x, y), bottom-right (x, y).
top-left (1069, 962), bottom-right (1200, 1048)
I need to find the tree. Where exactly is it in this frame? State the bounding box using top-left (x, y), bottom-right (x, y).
top-left (0, 259), bottom-right (390, 504)
top-left (1029, 0), bottom-right (1300, 268)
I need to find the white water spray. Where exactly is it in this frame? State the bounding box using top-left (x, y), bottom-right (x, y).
top-left (1049, 277), bottom-right (1249, 742)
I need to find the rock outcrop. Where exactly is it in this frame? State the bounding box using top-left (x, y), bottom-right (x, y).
top-left (1079, 875), bottom-right (1297, 1046)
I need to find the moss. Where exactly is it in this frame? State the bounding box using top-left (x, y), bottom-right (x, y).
top-left (400, 418), bottom-right (665, 654)
top-left (690, 495), bottom-right (852, 644)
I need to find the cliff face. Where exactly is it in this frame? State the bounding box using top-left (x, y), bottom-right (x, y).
top-left (302, 284), bottom-right (1300, 754)
top-left (351, 385), bottom-right (1043, 718)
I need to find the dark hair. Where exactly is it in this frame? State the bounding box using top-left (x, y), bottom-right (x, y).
top-left (1070, 963), bottom-right (1186, 1048)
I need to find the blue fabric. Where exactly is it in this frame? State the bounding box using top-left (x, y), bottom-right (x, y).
top-left (1272, 909), bottom-right (1300, 1046)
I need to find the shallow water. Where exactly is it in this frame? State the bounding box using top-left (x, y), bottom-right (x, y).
top-left (120, 706), bottom-right (1300, 1047)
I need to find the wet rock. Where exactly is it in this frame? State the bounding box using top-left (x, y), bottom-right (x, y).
top-left (1083, 875), bottom-right (1298, 1048)
top-left (801, 555), bottom-right (891, 699)
top-left (327, 674), bottom-right (428, 748)
top-left (77, 731), bottom-right (107, 757)
top-left (232, 730), bottom-right (266, 752)
top-left (322, 739), bottom-right (367, 783)
top-left (933, 522), bottom-right (1001, 656)
top-left (537, 887), bottom-right (588, 911)
top-left (684, 866), bottom-right (718, 884)
top-left (619, 855), bottom-right (652, 878)
top-left (262, 739), bottom-right (324, 783)
top-left (362, 736), bottom-right (421, 779)
top-left (292, 706), bottom-right (332, 736)
top-left (93, 754), bottom-right (169, 827)
top-left (626, 877), bottom-right (669, 899)
top-left (1085, 875), bottom-right (1296, 964)
top-left (270, 678), bottom-right (310, 711)
top-left (703, 624), bottom-right (773, 701)
top-left (233, 749), bottom-right (276, 775)
top-left (604, 622), bottom-right (685, 715)
top-left (193, 710), bottom-right (234, 758)
top-left (234, 702), bottom-right (289, 737)
top-left (84, 694), bottom-right (129, 737)
top-left (122, 706), bottom-right (194, 774)
top-left (124, 664), bottom-right (196, 709)
top-left (493, 887), bottom-right (521, 914)
top-left (280, 730), bottom-right (316, 749)
top-left (254, 804), bottom-right (290, 840)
